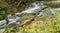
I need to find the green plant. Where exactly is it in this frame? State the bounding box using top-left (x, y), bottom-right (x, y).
top-left (0, 8), bottom-right (6, 20)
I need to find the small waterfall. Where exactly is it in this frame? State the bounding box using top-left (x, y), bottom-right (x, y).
top-left (50, 8), bottom-right (60, 12)
top-left (37, 8), bottom-right (60, 18)
top-left (0, 1), bottom-right (60, 29)
top-left (21, 2), bottom-right (47, 13)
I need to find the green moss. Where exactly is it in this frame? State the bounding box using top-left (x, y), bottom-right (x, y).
top-left (20, 16), bottom-right (28, 21)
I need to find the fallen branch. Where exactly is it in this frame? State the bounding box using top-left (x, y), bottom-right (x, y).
top-left (7, 16), bottom-right (35, 28)
top-left (19, 16), bottom-right (35, 27)
top-left (16, 0), bottom-right (22, 8)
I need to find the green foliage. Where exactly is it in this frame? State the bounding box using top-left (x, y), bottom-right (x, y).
top-left (6, 0), bottom-right (17, 4)
top-left (3, 28), bottom-right (15, 33)
top-left (0, 3), bottom-right (7, 8)
top-left (53, 12), bottom-right (60, 33)
top-left (3, 27), bottom-right (20, 33)
top-left (0, 8), bottom-right (6, 20)
top-left (20, 15), bottom-right (29, 21)
top-left (0, 0), bottom-right (60, 33)
top-left (17, 12), bottom-right (60, 33)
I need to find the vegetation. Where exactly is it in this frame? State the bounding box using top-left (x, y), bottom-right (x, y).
top-left (0, 0), bottom-right (60, 33)
top-left (0, 7), bottom-right (6, 20)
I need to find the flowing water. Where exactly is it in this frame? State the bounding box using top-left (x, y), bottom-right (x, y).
top-left (0, 1), bottom-right (60, 29)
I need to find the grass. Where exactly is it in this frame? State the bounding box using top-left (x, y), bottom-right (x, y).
top-left (3, 12), bottom-right (60, 33)
top-left (0, 11), bottom-right (59, 33)
top-left (17, 12), bottom-right (60, 33)
top-left (0, 0), bottom-right (60, 33)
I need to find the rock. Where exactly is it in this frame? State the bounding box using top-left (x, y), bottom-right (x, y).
top-left (37, 8), bottom-right (52, 18)
top-left (0, 20), bottom-right (7, 29)
top-left (0, 20), bottom-right (6, 26)
top-left (37, 8), bottom-right (60, 18)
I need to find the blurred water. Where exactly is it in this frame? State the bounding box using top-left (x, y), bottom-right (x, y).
top-left (0, 1), bottom-right (60, 29)
top-left (37, 8), bottom-right (60, 18)
top-left (21, 2), bottom-right (47, 13)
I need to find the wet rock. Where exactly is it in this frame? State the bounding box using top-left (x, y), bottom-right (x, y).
top-left (0, 20), bottom-right (6, 26)
top-left (0, 20), bottom-right (7, 29)
top-left (37, 8), bottom-right (60, 18)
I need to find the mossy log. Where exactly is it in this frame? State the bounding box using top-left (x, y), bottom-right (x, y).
top-left (43, 1), bottom-right (60, 8)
